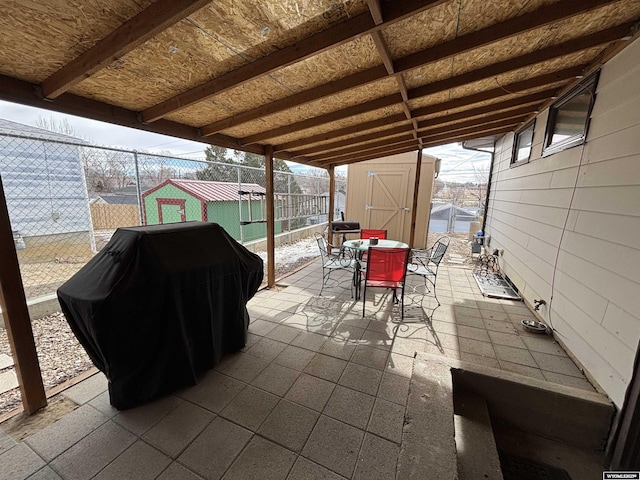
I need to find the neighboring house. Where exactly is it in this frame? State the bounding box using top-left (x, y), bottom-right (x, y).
top-left (0, 118), bottom-right (94, 262)
top-left (429, 203), bottom-right (478, 233)
top-left (485, 38), bottom-right (640, 409)
top-left (142, 178), bottom-right (282, 242)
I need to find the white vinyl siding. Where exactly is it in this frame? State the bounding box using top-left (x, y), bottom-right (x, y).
top-left (485, 37), bottom-right (640, 407)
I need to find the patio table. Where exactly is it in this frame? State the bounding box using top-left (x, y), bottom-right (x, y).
top-left (343, 239), bottom-right (409, 299)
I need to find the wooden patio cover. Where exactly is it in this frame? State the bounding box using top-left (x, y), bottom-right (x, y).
top-left (1, 0), bottom-right (640, 414)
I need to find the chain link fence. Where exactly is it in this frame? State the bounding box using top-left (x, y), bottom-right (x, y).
top-left (0, 132), bottom-right (347, 302)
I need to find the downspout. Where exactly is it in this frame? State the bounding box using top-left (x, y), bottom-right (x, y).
top-left (461, 142), bottom-right (496, 234)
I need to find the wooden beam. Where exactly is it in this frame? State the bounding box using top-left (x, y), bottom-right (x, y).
top-left (409, 150), bottom-right (423, 249)
top-left (307, 134), bottom-right (417, 162)
top-left (327, 145), bottom-right (420, 167)
top-left (265, 146), bottom-right (275, 288)
top-left (371, 31), bottom-right (395, 74)
top-left (200, 8), bottom-right (630, 136)
top-left (327, 166), bottom-right (335, 246)
top-left (366, 0), bottom-right (384, 25)
top-left (418, 111), bottom-right (530, 137)
top-left (0, 177), bottom-right (47, 415)
top-left (0, 74), bottom-right (265, 156)
top-left (310, 138), bottom-right (419, 165)
top-left (409, 23), bottom-right (633, 100)
top-left (41, 0), bottom-right (211, 99)
top-left (274, 113), bottom-right (408, 153)
top-left (254, 66), bottom-right (582, 146)
top-left (142, 0), bottom-right (447, 122)
top-left (290, 124), bottom-right (414, 157)
top-left (396, 0), bottom-right (619, 73)
top-left (421, 124), bottom-right (517, 146)
top-left (244, 94), bottom-right (403, 145)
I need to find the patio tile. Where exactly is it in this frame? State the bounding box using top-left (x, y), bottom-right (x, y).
top-left (286, 457), bottom-right (346, 480)
top-left (273, 345), bottom-right (317, 371)
top-left (0, 429), bottom-right (15, 455)
top-left (223, 436), bottom-right (296, 480)
top-left (456, 325), bottom-right (491, 342)
top-left (459, 351), bottom-right (500, 369)
top-left (319, 338), bottom-right (357, 361)
top-left (430, 319), bottom-right (458, 335)
top-left (377, 372), bottom-right (411, 406)
top-left (0, 370), bottom-right (17, 395)
top-left (246, 337), bottom-right (288, 362)
top-left (542, 371), bottom-right (597, 391)
top-left (480, 309), bottom-right (511, 321)
top-left (302, 415), bottom-right (364, 478)
top-left (531, 351), bottom-right (584, 377)
top-left (353, 433), bottom-right (400, 480)
top-left (265, 325), bottom-right (303, 344)
top-left (62, 372), bottom-right (108, 405)
top-left (483, 318), bottom-right (517, 334)
top-left (214, 352), bottom-right (269, 383)
top-left (331, 323), bottom-right (366, 343)
top-left (248, 319), bottom-right (278, 336)
top-left (240, 333), bottom-right (261, 351)
top-left (50, 421), bottom-right (136, 480)
top-left (114, 395), bottom-right (183, 435)
top-left (452, 314), bottom-right (486, 328)
top-left (220, 385), bottom-right (279, 431)
top-left (251, 363), bottom-right (300, 396)
top-left (339, 363), bottom-right (383, 396)
top-left (285, 374), bottom-right (336, 412)
top-left (0, 443), bottom-right (45, 480)
top-left (177, 371), bottom-right (245, 413)
top-left (178, 417), bottom-right (251, 480)
top-left (453, 305), bottom-right (482, 318)
top-left (157, 462), bottom-right (205, 480)
top-left (25, 404), bottom-right (108, 461)
top-left (458, 337), bottom-right (496, 358)
top-left (89, 391), bottom-right (120, 418)
top-left (385, 353), bottom-right (414, 378)
top-left (367, 398), bottom-right (405, 444)
top-left (521, 335), bottom-right (567, 356)
top-left (304, 354), bottom-right (347, 383)
top-left (493, 345), bottom-right (537, 368)
top-left (360, 329), bottom-right (394, 350)
top-left (498, 360), bottom-right (545, 380)
top-left (488, 331), bottom-right (527, 349)
top-left (143, 402), bottom-right (215, 458)
top-left (351, 344), bottom-right (389, 371)
top-left (28, 466), bottom-right (63, 480)
top-left (290, 331), bottom-right (327, 352)
top-left (323, 385), bottom-right (375, 430)
top-left (0, 353), bottom-right (13, 370)
top-left (93, 440), bottom-right (171, 480)
top-left (391, 337), bottom-right (425, 358)
top-left (258, 399), bottom-right (319, 452)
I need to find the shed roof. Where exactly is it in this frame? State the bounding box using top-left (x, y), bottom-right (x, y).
top-left (144, 179), bottom-right (266, 202)
top-left (1, 1), bottom-right (639, 167)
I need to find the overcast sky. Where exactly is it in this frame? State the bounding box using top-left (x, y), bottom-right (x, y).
top-left (0, 99), bottom-right (491, 182)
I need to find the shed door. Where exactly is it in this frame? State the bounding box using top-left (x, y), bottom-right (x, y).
top-left (364, 169), bottom-right (411, 242)
top-left (157, 198), bottom-right (186, 224)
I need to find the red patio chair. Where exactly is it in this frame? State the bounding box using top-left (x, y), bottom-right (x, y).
top-left (360, 247), bottom-right (410, 320)
top-left (360, 229), bottom-right (387, 240)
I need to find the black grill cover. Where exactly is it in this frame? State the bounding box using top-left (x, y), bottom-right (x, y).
top-left (331, 221), bottom-right (361, 232)
top-left (57, 221), bottom-right (263, 409)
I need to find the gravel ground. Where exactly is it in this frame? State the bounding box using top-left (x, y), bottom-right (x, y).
top-left (0, 232), bottom-right (475, 414)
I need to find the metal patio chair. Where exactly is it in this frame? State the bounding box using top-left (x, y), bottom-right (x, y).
top-left (406, 236), bottom-right (450, 306)
top-left (315, 232), bottom-right (357, 296)
top-left (360, 246), bottom-right (410, 320)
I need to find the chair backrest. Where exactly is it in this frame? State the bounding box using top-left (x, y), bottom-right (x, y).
top-left (364, 247), bottom-right (410, 283)
top-left (429, 236), bottom-right (450, 266)
top-left (361, 229), bottom-right (388, 240)
top-left (315, 233), bottom-right (329, 260)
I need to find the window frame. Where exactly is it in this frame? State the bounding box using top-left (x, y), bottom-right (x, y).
top-left (542, 71), bottom-right (599, 157)
top-left (511, 119), bottom-right (536, 167)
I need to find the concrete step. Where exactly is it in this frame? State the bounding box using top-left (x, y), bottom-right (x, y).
top-left (454, 392), bottom-right (504, 480)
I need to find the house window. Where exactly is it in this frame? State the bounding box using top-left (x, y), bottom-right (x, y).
top-left (511, 120), bottom-right (535, 166)
top-left (542, 72), bottom-right (599, 156)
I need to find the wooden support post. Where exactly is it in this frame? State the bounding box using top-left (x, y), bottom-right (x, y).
top-left (327, 166), bottom-right (335, 246)
top-left (0, 176), bottom-right (47, 414)
top-left (265, 146), bottom-right (276, 287)
top-left (409, 149), bottom-right (423, 249)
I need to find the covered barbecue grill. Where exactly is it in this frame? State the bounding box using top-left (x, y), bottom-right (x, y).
top-left (57, 221), bottom-right (263, 409)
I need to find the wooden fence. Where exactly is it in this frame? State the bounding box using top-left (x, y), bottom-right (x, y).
top-left (90, 204), bottom-right (140, 229)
